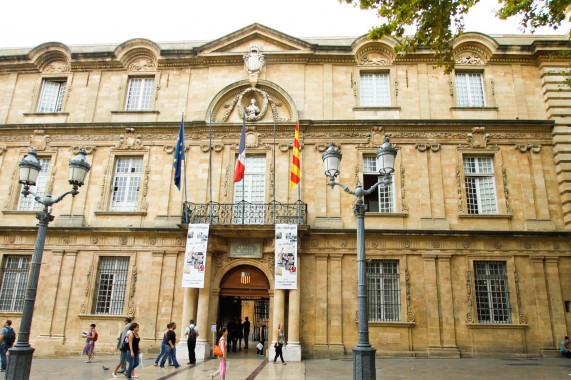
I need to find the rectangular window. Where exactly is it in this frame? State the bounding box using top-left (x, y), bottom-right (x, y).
top-left (233, 155), bottom-right (266, 224)
top-left (37, 80), bottom-right (66, 112)
top-left (474, 261), bottom-right (511, 323)
top-left (93, 256), bottom-right (129, 315)
top-left (125, 78), bottom-right (154, 111)
top-left (367, 259), bottom-right (401, 322)
top-left (464, 156), bottom-right (498, 214)
top-left (360, 73), bottom-right (390, 107)
top-left (110, 157), bottom-right (143, 212)
top-left (363, 155), bottom-right (394, 213)
top-left (455, 73), bottom-right (485, 107)
top-left (17, 158), bottom-right (50, 211)
top-left (0, 255), bottom-right (31, 312)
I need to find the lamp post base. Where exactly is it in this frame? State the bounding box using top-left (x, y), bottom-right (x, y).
top-left (353, 345), bottom-right (376, 380)
top-left (6, 345), bottom-right (35, 380)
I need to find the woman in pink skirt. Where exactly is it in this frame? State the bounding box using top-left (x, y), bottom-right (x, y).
top-left (82, 324), bottom-right (97, 363)
top-left (210, 327), bottom-right (228, 379)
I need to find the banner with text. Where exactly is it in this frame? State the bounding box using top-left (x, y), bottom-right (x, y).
top-left (182, 224), bottom-right (209, 288)
top-left (275, 224), bottom-right (298, 289)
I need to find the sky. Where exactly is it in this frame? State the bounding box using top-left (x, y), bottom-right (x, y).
top-left (1, 0), bottom-right (569, 49)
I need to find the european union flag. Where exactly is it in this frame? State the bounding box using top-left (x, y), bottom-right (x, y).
top-left (173, 116), bottom-right (185, 190)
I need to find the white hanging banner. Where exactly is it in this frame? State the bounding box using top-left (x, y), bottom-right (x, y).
top-left (182, 224), bottom-right (209, 288)
top-left (275, 224), bottom-right (298, 290)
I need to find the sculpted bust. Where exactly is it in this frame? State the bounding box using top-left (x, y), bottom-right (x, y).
top-left (245, 98), bottom-right (260, 120)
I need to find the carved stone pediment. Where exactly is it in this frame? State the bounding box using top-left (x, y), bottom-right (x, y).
top-left (455, 52), bottom-right (484, 65)
top-left (30, 130), bottom-right (51, 151)
top-left (43, 60), bottom-right (70, 73)
top-left (359, 52), bottom-right (390, 66)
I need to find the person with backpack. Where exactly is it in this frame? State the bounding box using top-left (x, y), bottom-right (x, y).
top-left (184, 319), bottom-right (199, 364)
top-left (0, 320), bottom-right (16, 372)
top-left (83, 323), bottom-right (97, 363)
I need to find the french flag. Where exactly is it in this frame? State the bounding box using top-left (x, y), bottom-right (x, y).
top-left (233, 115), bottom-right (246, 183)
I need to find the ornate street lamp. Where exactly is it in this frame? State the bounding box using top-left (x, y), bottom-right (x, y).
top-left (7, 148), bottom-right (91, 380)
top-left (322, 138), bottom-right (397, 380)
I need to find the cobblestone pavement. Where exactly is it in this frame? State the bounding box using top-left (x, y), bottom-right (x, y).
top-left (26, 353), bottom-right (571, 379)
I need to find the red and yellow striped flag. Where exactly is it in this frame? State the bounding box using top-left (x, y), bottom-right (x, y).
top-left (290, 122), bottom-right (301, 189)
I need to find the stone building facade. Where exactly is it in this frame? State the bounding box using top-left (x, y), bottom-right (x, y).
top-left (0, 24), bottom-right (569, 359)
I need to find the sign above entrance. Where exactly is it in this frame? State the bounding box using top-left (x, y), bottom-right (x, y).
top-left (229, 241), bottom-right (262, 258)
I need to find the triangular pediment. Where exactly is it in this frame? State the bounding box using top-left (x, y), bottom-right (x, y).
top-left (198, 23), bottom-right (313, 54)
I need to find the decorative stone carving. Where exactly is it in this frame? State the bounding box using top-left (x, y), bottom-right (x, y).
top-left (96, 158), bottom-right (110, 211)
top-left (128, 264), bottom-right (137, 317)
top-left (128, 58), bottom-right (155, 71)
top-left (462, 241), bottom-right (471, 249)
top-left (465, 269), bottom-right (474, 323)
top-left (8, 237), bottom-right (15, 244)
top-left (243, 45), bottom-right (265, 75)
top-left (514, 144), bottom-right (541, 153)
top-left (405, 267), bottom-right (415, 322)
top-left (456, 164), bottom-right (464, 212)
top-left (467, 127), bottom-right (489, 148)
top-left (149, 237), bottom-right (157, 245)
top-left (43, 60), bottom-right (69, 73)
top-left (0, 146), bottom-right (6, 155)
top-left (90, 237), bottom-right (98, 244)
top-left (164, 145), bottom-right (174, 154)
top-left (30, 130), bottom-right (51, 151)
top-left (72, 146), bottom-right (96, 155)
top-left (513, 270), bottom-right (527, 324)
top-left (431, 241), bottom-right (441, 249)
top-left (455, 53), bottom-right (484, 65)
top-left (502, 165), bottom-right (513, 214)
top-left (402, 240), bottom-right (411, 248)
top-left (120, 236), bottom-right (128, 245)
top-left (400, 167), bottom-right (408, 212)
top-left (359, 53), bottom-right (390, 66)
top-left (115, 128), bottom-right (143, 150)
top-left (415, 143), bottom-right (441, 152)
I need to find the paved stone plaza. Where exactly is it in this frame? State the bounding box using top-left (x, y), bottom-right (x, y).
top-left (25, 351), bottom-right (571, 379)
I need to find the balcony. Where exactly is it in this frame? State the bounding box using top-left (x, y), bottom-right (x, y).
top-left (182, 200), bottom-right (307, 225)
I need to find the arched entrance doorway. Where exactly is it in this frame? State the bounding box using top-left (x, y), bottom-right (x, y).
top-left (218, 265), bottom-right (269, 355)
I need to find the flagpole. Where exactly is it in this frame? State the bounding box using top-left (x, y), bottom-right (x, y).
top-left (209, 110), bottom-right (213, 225)
top-left (273, 108), bottom-right (276, 225)
top-left (182, 113), bottom-right (188, 220)
top-left (242, 108), bottom-right (245, 224)
top-left (298, 140), bottom-right (301, 225)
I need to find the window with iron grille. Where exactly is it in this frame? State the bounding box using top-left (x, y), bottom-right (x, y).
top-left (360, 73), bottom-right (390, 107)
top-left (474, 261), bottom-right (511, 323)
top-left (17, 158), bottom-right (51, 211)
top-left (367, 260), bottom-right (401, 322)
top-left (110, 157), bottom-right (143, 211)
top-left (464, 156), bottom-right (498, 214)
top-left (93, 257), bottom-right (129, 315)
top-left (37, 79), bottom-right (67, 112)
top-left (0, 255), bottom-right (31, 312)
top-left (455, 73), bottom-right (485, 107)
top-left (363, 155), bottom-right (394, 213)
top-left (125, 78), bottom-right (154, 111)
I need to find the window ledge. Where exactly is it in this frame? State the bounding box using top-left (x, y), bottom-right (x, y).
top-left (94, 211), bottom-right (147, 216)
top-left (365, 212), bottom-right (408, 218)
top-left (23, 112), bottom-right (70, 116)
top-left (368, 321), bottom-right (415, 327)
top-left (353, 107), bottom-right (401, 111)
top-left (459, 213), bottom-right (512, 219)
top-left (450, 106), bottom-right (498, 111)
top-left (111, 110), bottom-right (160, 114)
top-left (466, 323), bottom-right (527, 329)
top-left (78, 314), bottom-right (133, 320)
top-left (2, 210), bottom-right (38, 215)
top-left (0, 312), bottom-right (23, 317)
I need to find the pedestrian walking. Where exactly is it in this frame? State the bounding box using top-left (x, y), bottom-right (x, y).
top-left (160, 322), bottom-right (181, 368)
top-left (237, 318), bottom-right (244, 349)
top-left (83, 323), bottom-right (97, 363)
top-left (124, 323), bottom-right (141, 380)
top-left (210, 327), bottom-right (228, 380)
top-left (115, 317), bottom-right (131, 374)
top-left (0, 320), bottom-right (16, 372)
top-left (184, 319), bottom-right (199, 364)
top-left (243, 317), bottom-right (251, 349)
top-left (154, 323), bottom-right (174, 366)
top-left (273, 323), bottom-right (286, 365)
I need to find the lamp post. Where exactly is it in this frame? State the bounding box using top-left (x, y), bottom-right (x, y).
top-left (322, 138), bottom-right (397, 380)
top-left (7, 148), bottom-right (91, 380)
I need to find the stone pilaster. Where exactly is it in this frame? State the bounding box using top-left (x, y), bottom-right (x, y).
top-left (269, 289), bottom-right (285, 360)
top-left (176, 287), bottom-right (198, 363)
top-left (436, 255), bottom-right (460, 357)
top-left (314, 253), bottom-right (329, 357)
top-left (195, 254), bottom-right (212, 360)
top-left (545, 258), bottom-right (567, 346)
top-left (328, 255), bottom-right (344, 357)
top-left (529, 257), bottom-right (555, 354)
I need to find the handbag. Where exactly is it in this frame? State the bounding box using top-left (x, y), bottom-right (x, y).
top-left (119, 340), bottom-right (129, 352)
top-left (213, 344), bottom-right (223, 356)
top-left (256, 342), bottom-right (263, 350)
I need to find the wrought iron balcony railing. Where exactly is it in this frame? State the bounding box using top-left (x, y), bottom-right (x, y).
top-left (182, 200), bottom-right (307, 225)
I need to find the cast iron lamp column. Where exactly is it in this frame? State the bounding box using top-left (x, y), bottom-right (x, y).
top-left (322, 138), bottom-right (397, 380)
top-left (6, 148), bottom-right (91, 380)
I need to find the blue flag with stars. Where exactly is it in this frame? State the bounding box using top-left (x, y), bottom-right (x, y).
top-left (173, 116), bottom-right (185, 190)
